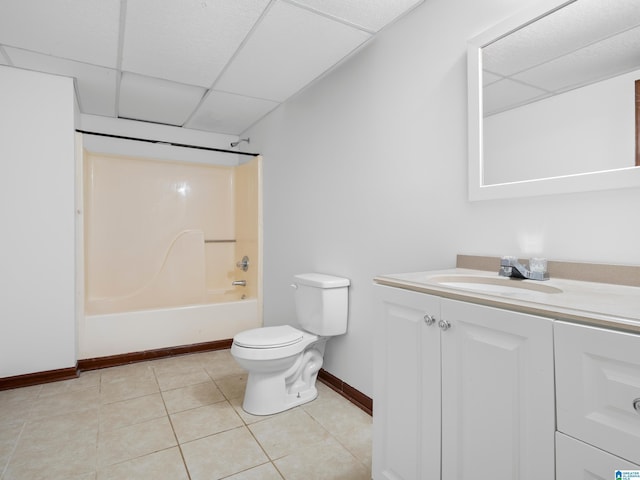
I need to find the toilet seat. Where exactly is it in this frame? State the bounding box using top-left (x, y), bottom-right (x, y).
top-left (232, 326), bottom-right (319, 362)
top-left (234, 325), bottom-right (303, 349)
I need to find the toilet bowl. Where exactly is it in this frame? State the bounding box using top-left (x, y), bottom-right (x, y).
top-left (231, 273), bottom-right (350, 415)
top-left (231, 325), bottom-right (326, 415)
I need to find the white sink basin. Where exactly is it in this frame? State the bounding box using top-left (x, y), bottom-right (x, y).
top-left (429, 275), bottom-right (563, 297)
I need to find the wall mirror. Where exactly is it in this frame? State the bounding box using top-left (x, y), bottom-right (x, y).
top-left (468, 0), bottom-right (640, 200)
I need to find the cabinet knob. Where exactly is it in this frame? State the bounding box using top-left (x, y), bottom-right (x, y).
top-left (634, 398), bottom-right (640, 414)
top-left (424, 314), bottom-right (436, 326)
top-left (438, 319), bottom-right (451, 331)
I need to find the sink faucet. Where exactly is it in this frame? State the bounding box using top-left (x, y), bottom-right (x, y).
top-left (499, 256), bottom-right (549, 281)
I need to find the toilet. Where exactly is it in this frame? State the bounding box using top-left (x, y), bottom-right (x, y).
top-left (231, 273), bottom-right (350, 415)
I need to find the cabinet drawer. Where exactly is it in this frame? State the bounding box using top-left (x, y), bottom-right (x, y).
top-left (556, 432), bottom-right (640, 479)
top-left (555, 321), bottom-right (640, 464)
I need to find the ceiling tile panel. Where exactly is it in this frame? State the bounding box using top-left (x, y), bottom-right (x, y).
top-left (122, 0), bottom-right (270, 88)
top-left (0, 0), bottom-right (120, 67)
top-left (185, 90), bottom-right (279, 135)
top-left (216, 1), bottom-right (371, 102)
top-left (5, 47), bottom-right (118, 116)
top-left (483, 70), bottom-right (502, 87)
top-left (118, 73), bottom-right (206, 126)
top-left (484, 79), bottom-right (549, 116)
top-left (483, 0), bottom-right (640, 77)
top-left (0, 0), bottom-right (423, 133)
top-left (289, 0), bottom-right (423, 32)
top-left (512, 25), bottom-right (640, 93)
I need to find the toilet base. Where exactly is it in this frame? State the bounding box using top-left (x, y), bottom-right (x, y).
top-left (241, 345), bottom-right (325, 416)
top-left (242, 375), bottom-right (319, 416)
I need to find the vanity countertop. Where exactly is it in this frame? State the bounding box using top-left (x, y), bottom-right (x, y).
top-left (375, 268), bottom-right (640, 334)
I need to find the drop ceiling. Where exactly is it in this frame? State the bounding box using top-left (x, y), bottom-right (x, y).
top-left (0, 0), bottom-right (423, 135)
top-left (482, 0), bottom-right (640, 116)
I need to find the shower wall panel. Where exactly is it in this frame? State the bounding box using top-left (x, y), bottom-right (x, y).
top-left (85, 152), bottom-right (236, 314)
top-left (234, 157), bottom-right (261, 300)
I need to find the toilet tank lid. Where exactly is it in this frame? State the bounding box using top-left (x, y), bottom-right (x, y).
top-left (294, 273), bottom-right (350, 288)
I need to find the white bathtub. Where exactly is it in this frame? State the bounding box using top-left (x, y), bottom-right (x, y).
top-left (79, 297), bottom-right (260, 359)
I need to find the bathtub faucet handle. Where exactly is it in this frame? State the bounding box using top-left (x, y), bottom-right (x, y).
top-left (236, 256), bottom-right (249, 272)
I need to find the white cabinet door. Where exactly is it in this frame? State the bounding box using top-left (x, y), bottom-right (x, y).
top-left (555, 321), bottom-right (640, 465)
top-left (440, 299), bottom-right (555, 480)
top-left (556, 432), bottom-right (640, 479)
top-left (373, 285), bottom-right (441, 480)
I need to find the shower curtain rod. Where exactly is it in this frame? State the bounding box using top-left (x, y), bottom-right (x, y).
top-left (76, 130), bottom-right (260, 157)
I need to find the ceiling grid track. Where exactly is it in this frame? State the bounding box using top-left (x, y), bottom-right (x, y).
top-left (0, 0), bottom-right (426, 134)
top-left (181, 0), bottom-right (279, 128)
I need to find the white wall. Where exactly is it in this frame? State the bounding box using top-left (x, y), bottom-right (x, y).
top-left (245, 0), bottom-right (640, 397)
top-left (0, 66), bottom-right (77, 377)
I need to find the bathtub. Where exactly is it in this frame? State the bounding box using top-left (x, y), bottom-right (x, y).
top-left (79, 296), bottom-right (261, 359)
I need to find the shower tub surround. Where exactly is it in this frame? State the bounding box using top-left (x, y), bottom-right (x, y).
top-left (82, 298), bottom-right (259, 359)
top-left (80, 151), bottom-right (261, 359)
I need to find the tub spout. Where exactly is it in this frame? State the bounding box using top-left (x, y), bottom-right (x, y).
top-left (232, 280), bottom-right (247, 287)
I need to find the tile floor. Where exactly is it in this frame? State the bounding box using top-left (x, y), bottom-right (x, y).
top-left (0, 350), bottom-right (372, 480)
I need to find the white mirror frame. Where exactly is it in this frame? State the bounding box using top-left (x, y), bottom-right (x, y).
top-left (467, 0), bottom-right (640, 201)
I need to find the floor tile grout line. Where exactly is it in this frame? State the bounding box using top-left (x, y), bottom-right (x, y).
top-left (1, 351), bottom-right (371, 478)
top-left (244, 420), bottom-right (287, 479)
top-left (96, 351), bottom-right (255, 477)
top-left (93, 372), bottom-right (102, 477)
top-left (95, 363), bottom-right (183, 474)
top-left (4, 391), bottom-right (101, 478)
top-left (251, 408), bottom-right (330, 458)
top-left (177, 418), bottom-right (258, 453)
top-left (202, 359), bottom-right (245, 410)
top-left (153, 364), bottom-right (193, 480)
top-left (300, 404), bottom-right (371, 470)
top-left (98, 430), bottom-right (203, 472)
top-left (24, 384), bottom-right (43, 421)
top-left (3, 383), bottom-right (100, 477)
top-left (302, 404), bottom-right (362, 456)
top-left (232, 383), bottom-right (297, 477)
top-left (0, 419), bottom-right (27, 480)
top-left (323, 427), bottom-right (370, 469)
top-left (247, 405), bottom-right (367, 478)
top-left (96, 445), bottom-right (185, 476)
top-left (217, 460), bottom-right (285, 480)
top-left (1, 385), bottom-right (41, 477)
top-left (96, 366), bottom-right (109, 476)
top-left (272, 461), bottom-right (287, 480)
top-left (302, 389), bottom-right (374, 464)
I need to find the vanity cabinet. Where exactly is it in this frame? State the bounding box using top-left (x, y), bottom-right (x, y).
top-left (372, 285), bottom-right (442, 479)
top-left (373, 285), bottom-right (555, 480)
top-left (555, 321), bottom-right (640, 473)
top-left (556, 432), bottom-right (640, 478)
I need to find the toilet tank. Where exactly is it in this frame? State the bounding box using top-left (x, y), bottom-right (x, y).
top-left (293, 273), bottom-right (350, 336)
